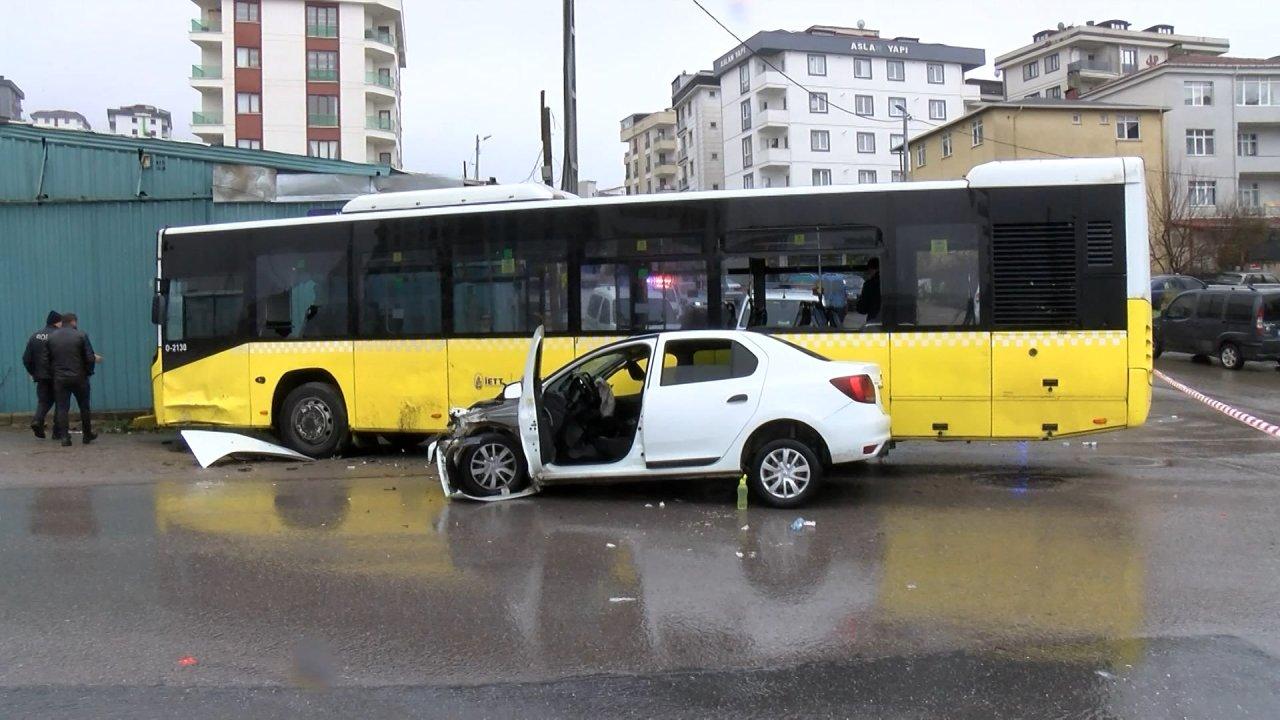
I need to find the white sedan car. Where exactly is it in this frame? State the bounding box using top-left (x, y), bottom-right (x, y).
top-left (431, 328), bottom-right (890, 507)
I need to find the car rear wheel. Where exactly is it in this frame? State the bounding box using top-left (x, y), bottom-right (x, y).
top-left (1220, 342), bottom-right (1245, 371)
top-left (748, 439), bottom-right (824, 508)
top-left (457, 433), bottom-right (529, 497)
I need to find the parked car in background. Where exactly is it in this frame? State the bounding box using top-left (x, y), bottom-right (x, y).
top-left (432, 328), bottom-right (891, 507)
top-left (1151, 274), bottom-right (1206, 313)
top-left (1211, 271), bottom-right (1280, 287)
top-left (1153, 287), bottom-right (1280, 370)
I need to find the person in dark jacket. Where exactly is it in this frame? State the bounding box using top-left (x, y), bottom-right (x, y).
top-left (47, 313), bottom-right (99, 447)
top-left (22, 311), bottom-right (63, 438)
top-left (854, 257), bottom-right (882, 323)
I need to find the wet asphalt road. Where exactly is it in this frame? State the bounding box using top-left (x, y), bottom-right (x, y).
top-left (2, 354), bottom-right (1280, 718)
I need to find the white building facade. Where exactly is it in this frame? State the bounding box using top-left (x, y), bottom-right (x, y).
top-left (620, 110), bottom-right (678, 194)
top-left (995, 20), bottom-right (1228, 100)
top-left (713, 26), bottom-right (984, 189)
top-left (30, 110), bottom-right (91, 132)
top-left (671, 71), bottom-right (725, 191)
top-left (1085, 56), bottom-right (1280, 217)
top-left (189, 0), bottom-right (405, 167)
top-left (107, 105), bottom-right (173, 139)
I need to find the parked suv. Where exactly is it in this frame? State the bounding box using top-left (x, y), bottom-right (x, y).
top-left (1154, 287), bottom-right (1280, 369)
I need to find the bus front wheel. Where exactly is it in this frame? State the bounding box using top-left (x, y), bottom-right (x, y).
top-left (279, 382), bottom-right (349, 458)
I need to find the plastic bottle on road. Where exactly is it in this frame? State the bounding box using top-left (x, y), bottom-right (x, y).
top-left (736, 475), bottom-right (748, 510)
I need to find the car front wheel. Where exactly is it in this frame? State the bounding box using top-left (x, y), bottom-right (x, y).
top-left (748, 438), bottom-right (824, 508)
top-left (1220, 342), bottom-right (1245, 371)
top-left (457, 433), bottom-right (529, 497)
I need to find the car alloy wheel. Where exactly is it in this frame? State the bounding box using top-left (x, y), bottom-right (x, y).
top-left (469, 442), bottom-right (519, 491)
top-left (759, 447), bottom-right (812, 500)
top-left (1220, 343), bottom-right (1243, 371)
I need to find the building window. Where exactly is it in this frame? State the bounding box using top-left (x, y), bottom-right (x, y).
top-left (1184, 80), bottom-right (1214, 106)
top-left (307, 50), bottom-right (338, 80)
top-left (854, 57), bottom-right (872, 79)
top-left (1186, 129), bottom-right (1215, 156)
top-left (856, 132), bottom-right (875, 153)
top-left (740, 99), bottom-right (751, 131)
top-left (1045, 53), bottom-right (1060, 72)
top-left (888, 97), bottom-right (906, 117)
top-left (234, 1), bottom-right (259, 22)
top-left (809, 92), bottom-right (828, 113)
top-left (235, 92), bottom-right (261, 114)
top-left (915, 145), bottom-right (926, 168)
top-left (306, 5), bottom-right (338, 37)
top-left (235, 47), bottom-right (260, 68)
top-left (1023, 61), bottom-right (1039, 80)
top-left (1024, 92), bottom-right (1040, 99)
top-left (854, 94), bottom-right (874, 116)
top-left (811, 168), bottom-right (831, 186)
top-left (741, 136), bottom-right (753, 167)
top-left (811, 129), bottom-right (830, 152)
top-left (743, 173), bottom-right (754, 189)
top-left (971, 118), bottom-right (984, 146)
top-left (891, 133), bottom-right (904, 154)
top-left (928, 99), bottom-right (946, 120)
top-left (1240, 182), bottom-right (1261, 208)
top-left (891, 170), bottom-right (904, 182)
top-left (1046, 86), bottom-right (1062, 99)
top-left (1237, 77), bottom-right (1278, 106)
top-left (739, 63), bottom-right (750, 94)
top-left (1188, 180), bottom-right (1216, 207)
top-left (709, 90), bottom-right (717, 98)
top-left (807, 54), bottom-right (827, 76)
top-left (710, 121), bottom-right (717, 128)
top-left (1238, 132), bottom-right (1259, 156)
top-left (236, 138), bottom-right (261, 150)
top-left (711, 152), bottom-right (718, 159)
top-left (927, 63), bottom-right (944, 84)
top-left (1121, 48), bottom-right (1138, 74)
top-left (1099, 112), bottom-right (1109, 125)
top-left (1116, 114), bottom-right (1140, 140)
top-left (1071, 113), bottom-right (1081, 125)
top-left (307, 94), bottom-right (338, 125)
top-left (308, 140), bottom-right (339, 159)
top-left (887, 59), bottom-right (905, 81)
top-left (941, 132), bottom-right (952, 157)
top-left (858, 169), bottom-right (877, 184)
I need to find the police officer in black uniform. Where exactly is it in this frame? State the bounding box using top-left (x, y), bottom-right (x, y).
top-left (22, 311), bottom-right (63, 438)
top-left (47, 312), bottom-right (99, 447)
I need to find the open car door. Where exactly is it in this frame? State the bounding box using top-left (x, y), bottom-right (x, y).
top-left (517, 325), bottom-right (547, 481)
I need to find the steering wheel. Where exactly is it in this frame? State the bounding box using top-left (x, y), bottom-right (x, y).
top-left (566, 372), bottom-right (601, 415)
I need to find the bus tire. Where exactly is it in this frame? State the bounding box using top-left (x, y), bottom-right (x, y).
top-left (1219, 342), bottom-right (1244, 371)
top-left (279, 382), bottom-right (349, 458)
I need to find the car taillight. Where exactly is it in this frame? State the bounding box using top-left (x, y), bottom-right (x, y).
top-left (831, 375), bottom-right (876, 404)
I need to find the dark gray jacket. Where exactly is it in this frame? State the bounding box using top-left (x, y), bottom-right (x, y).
top-left (47, 327), bottom-right (96, 381)
top-left (23, 325), bottom-right (59, 380)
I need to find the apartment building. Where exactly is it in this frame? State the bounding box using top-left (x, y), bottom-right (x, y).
top-left (714, 25), bottom-right (984, 189)
top-left (0, 76), bottom-right (23, 121)
top-left (671, 71), bottom-right (725, 191)
top-left (620, 110), bottom-right (678, 194)
top-left (189, 0), bottom-right (406, 167)
top-left (1085, 55), bottom-right (1280, 218)
top-left (995, 19), bottom-right (1228, 100)
top-left (31, 110), bottom-right (91, 131)
top-left (107, 105), bottom-right (173, 139)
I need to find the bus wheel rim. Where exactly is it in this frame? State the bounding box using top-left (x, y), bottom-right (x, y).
top-left (471, 443), bottom-right (516, 490)
top-left (294, 398), bottom-right (334, 444)
top-left (761, 447), bottom-right (810, 499)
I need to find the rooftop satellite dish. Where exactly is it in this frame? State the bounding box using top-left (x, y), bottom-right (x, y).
top-left (1057, 22), bottom-right (1066, 30)
top-left (857, 19), bottom-right (865, 29)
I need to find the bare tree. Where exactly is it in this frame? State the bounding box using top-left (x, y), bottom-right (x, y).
top-left (1209, 200), bottom-right (1270, 271)
top-left (1146, 163), bottom-right (1214, 275)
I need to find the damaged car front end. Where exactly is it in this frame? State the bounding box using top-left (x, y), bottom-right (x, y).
top-left (429, 382), bottom-right (541, 502)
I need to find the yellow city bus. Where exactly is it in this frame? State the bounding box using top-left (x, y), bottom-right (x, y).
top-left (151, 157), bottom-right (1152, 456)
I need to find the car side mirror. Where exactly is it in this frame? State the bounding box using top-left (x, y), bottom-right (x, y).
top-left (151, 293), bottom-right (167, 325)
top-left (502, 382), bottom-right (522, 400)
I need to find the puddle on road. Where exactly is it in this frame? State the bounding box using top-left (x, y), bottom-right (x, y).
top-left (1082, 456), bottom-right (1168, 469)
top-left (975, 471), bottom-right (1067, 490)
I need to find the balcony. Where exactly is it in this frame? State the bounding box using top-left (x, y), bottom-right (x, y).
top-left (190, 19), bottom-right (222, 43)
top-left (191, 111), bottom-right (223, 125)
top-left (307, 68), bottom-right (338, 82)
top-left (756, 146), bottom-right (791, 168)
top-left (1238, 156), bottom-right (1280, 176)
top-left (367, 115), bottom-right (395, 133)
top-left (308, 114), bottom-right (339, 127)
top-left (754, 70), bottom-right (789, 93)
top-left (653, 163), bottom-right (678, 177)
top-left (307, 24), bottom-right (339, 38)
top-left (190, 64), bottom-right (222, 80)
top-left (366, 71), bottom-right (396, 91)
top-left (756, 108), bottom-right (789, 129)
top-left (653, 138), bottom-right (677, 153)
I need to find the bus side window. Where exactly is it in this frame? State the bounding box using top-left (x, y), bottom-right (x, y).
top-left (895, 223), bottom-right (981, 329)
top-left (355, 221), bottom-right (442, 337)
top-left (254, 249), bottom-right (349, 339)
top-left (451, 219), bottom-right (569, 335)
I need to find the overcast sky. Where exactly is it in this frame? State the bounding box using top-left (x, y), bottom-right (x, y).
top-left (1, 0), bottom-right (1273, 187)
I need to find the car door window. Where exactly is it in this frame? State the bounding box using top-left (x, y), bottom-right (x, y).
top-left (1197, 293), bottom-right (1225, 320)
top-left (1164, 295), bottom-right (1194, 320)
top-left (1226, 294), bottom-right (1255, 324)
top-left (660, 339), bottom-right (758, 386)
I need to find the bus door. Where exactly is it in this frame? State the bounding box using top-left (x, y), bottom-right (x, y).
top-left (887, 221), bottom-right (990, 438)
top-left (721, 226), bottom-right (890, 409)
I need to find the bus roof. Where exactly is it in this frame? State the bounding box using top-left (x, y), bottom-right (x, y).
top-left (164, 157), bottom-right (1141, 237)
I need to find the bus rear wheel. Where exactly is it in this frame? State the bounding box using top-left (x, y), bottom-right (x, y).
top-left (279, 382), bottom-right (349, 458)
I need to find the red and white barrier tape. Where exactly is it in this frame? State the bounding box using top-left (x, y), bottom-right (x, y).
top-left (1155, 369), bottom-right (1280, 439)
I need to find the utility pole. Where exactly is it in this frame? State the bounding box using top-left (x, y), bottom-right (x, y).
top-left (540, 90), bottom-right (554, 185)
top-left (560, 0), bottom-right (578, 193)
top-left (474, 134), bottom-right (491, 182)
top-left (895, 103), bottom-right (911, 180)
